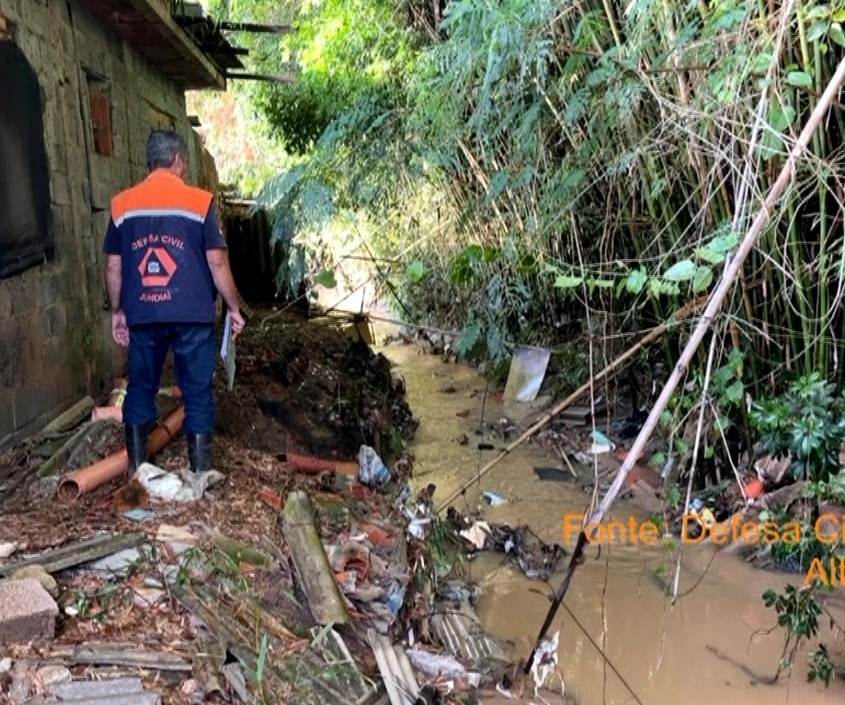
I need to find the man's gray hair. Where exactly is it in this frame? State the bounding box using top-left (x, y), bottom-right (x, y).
top-left (145, 129), bottom-right (188, 171)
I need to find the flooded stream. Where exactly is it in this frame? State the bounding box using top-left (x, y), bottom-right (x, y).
top-left (379, 339), bottom-right (845, 705)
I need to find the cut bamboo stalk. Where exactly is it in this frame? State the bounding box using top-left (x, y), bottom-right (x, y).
top-left (525, 51), bottom-right (845, 672)
top-left (0, 533), bottom-right (145, 577)
top-left (281, 490), bottom-right (349, 625)
top-left (37, 419), bottom-right (112, 478)
top-left (39, 396), bottom-right (95, 437)
top-left (210, 528), bottom-right (272, 568)
top-left (70, 645), bottom-right (191, 671)
top-left (436, 295), bottom-right (707, 512)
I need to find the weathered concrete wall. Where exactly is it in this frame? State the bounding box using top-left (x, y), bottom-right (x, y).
top-left (0, 0), bottom-right (205, 442)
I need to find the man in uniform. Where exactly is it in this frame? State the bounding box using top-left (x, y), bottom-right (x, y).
top-left (103, 129), bottom-right (245, 477)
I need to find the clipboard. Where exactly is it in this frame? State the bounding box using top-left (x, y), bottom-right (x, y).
top-left (220, 312), bottom-right (236, 390)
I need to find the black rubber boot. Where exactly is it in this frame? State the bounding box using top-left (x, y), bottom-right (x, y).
top-left (187, 433), bottom-right (213, 474)
top-left (125, 424), bottom-right (148, 478)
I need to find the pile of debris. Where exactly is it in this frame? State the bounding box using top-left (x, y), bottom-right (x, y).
top-left (0, 311), bottom-right (568, 705)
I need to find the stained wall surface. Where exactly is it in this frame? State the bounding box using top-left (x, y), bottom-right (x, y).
top-left (0, 0), bottom-right (215, 441)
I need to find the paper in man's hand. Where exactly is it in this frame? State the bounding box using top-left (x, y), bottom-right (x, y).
top-left (220, 312), bottom-right (236, 390)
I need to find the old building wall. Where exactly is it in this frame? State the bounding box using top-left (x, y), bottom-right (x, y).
top-left (0, 0), bottom-right (207, 442)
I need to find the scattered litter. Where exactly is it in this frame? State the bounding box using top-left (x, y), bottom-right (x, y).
top-left (534, 466), bottom-right (576, 482)
top-left (466, 522), bottom-right (566, 581)
top-left (482, 490), bottom-right (507, 506)
top-left (358, 445), bottom-right (391, 486)
top-left (610, 408), bottom-right (647, 438)
top-left (83, 546), bottom-right (145, 574)
top-left (503, 345), bottom-right (551, 403)
top-left (430, 597), bottom-right (510, 670)
top-left (589, 429), bottom-right (615, 454)
top-left (406, 648), bottom-right (481, 687)
top-left (755, 453), bottom-right (791, 484)
top-left (260, 486), bottom-right (284, 509)
top-left (0, 541), bottom-right (18, 558)
top-left (156, 524), bottom-right (199, 545)
top-left (135, 462), bottom-right (225, 502)
top-left (122, 507), bottom-right (155, 522)
top-left (367, 628), bottom-right (420, 705)
top-left (529, 629), bottom-right (564, 700)
top-left (402, 498), bottom-right (434, 541)
top-left (460, 522), bottom-right (490, 551)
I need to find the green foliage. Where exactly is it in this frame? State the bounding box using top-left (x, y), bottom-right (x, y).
top-left (762, 579), bottom-right (838, 684)
top-left (808, 643), bottom-right (836, 685)
top-left (216, 0), bottom-right (416, 155)
top-left (216, 0), bottom-right (845, 394)
top-left (763, 583), bottom-right (824, 641)
top-left (750, 373), bottom-right (845, 483)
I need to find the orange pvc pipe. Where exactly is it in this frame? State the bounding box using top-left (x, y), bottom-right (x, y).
top-left (56, 406), bottom-right (185, 502)
top-left (281, 452), bottom-right (359, 476)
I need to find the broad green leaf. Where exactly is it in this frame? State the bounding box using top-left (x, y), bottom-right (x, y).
top-left (626, 268), bottom-right (648, 294)
top-left (808, 20), bottom-right (828, 43)
top-left (831, 22), bottom-right (845, 46)
top-left (455, 320), bottom-right (482, 355)
top-left (648, 452), bottom-right (666, 467)
top-left (588, 278), bottom-right (614, 289)
top-left (835, 9), bottom-right (845, 22)
top-left (663, 259), bottom-right (697, 282)
top-left (725, 380), bottom-right (745, 404)
top-left (313, 270), bottom-right (337, 288)
top-left (786, 71), bottom-right (813, 89)
top-left (692, 265), bottom-right (714, 293)
top-left (406, 260), bottom-right (425, 284)
top-left (769, 101), bottom-right (796, 131)
top-left (696, 247), bottom-right (726, 265)
top-left (554, 274), bottom-right (584, 289)
top-left (703, 231), bottom-right (737, 254)
top-left (752, 52), bottom-right (772, 73)
top-left (675, 437), bottom-right (690, 455)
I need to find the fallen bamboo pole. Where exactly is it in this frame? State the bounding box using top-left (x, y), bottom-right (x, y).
top-left (524, 50), bottom-right (845, 673)
top-left (39, 396), bottom-right (95, 437)
top-left (435, 296), bottom-right (707, 512)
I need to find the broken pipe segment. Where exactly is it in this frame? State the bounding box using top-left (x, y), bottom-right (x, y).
top-left (56, 406), bottom-right (185, 502)
top-left (279, 452), bottom-right (358, 476)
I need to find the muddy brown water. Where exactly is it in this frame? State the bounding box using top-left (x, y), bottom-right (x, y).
top-left (377, 337), bottom-right (845, 705)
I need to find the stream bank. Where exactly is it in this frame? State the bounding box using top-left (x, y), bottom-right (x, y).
top-left (377, 336), bottom-right (845, 705)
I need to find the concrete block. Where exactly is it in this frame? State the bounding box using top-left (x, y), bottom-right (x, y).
top-left (0, 578), bottom-right (58, 644)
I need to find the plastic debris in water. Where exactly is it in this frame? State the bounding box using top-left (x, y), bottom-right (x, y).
top-left (530, 629), bottom-right (564, 702)
top-left (482, 490), bottom-right (507, 506)
top-left (589, 429), bottom-right (615, 454)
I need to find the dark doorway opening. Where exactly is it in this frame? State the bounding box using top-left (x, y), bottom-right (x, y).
top-left (0, 39), bottom-right (53, 279)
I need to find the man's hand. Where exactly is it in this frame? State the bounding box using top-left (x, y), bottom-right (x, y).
top-left (228, 308), bottom-right (245, 339)
top-left (111, 311), bottom-right (129, 346)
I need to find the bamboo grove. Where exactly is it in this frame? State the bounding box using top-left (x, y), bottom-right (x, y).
top-left (242, 0), bottom-right (845, 404)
